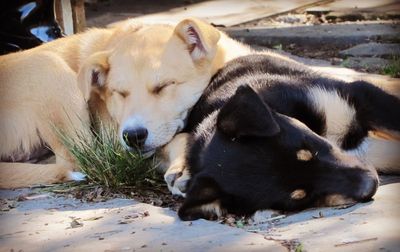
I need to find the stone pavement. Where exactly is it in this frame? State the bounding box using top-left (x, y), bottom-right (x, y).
top-left (225, 23), bottom-right (400, 49)
top-left (0, 189), bottom-right (285, 252)
top-left (248, 182), bottom-right (400, 252)
top-left (1, 179), bottom-right (399, 252)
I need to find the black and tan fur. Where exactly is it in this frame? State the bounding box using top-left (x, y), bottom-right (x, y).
top-left (178, 53), bottom-right (400, 220)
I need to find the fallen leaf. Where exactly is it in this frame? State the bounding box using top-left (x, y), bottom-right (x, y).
top-left (70, 219), bottom-right (83, 228)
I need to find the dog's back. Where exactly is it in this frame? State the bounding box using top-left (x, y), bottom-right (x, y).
top-left (186, 53), bottom-right (400, 153)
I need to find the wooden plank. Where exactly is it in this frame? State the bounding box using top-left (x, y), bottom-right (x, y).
top-left (60, 0), bottom-right (74, 35)
top-left (306, 0), bottom-right (400, 14)
top-left (130, 0), bottom-right (325, 27)
top-left (54, 0), bottom-right (65, 30)
top-left (72, 0), bottom-right (86, 33)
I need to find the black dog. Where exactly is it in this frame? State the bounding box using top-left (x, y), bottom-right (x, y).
top-left (178, 53), bottom-right (400, 221)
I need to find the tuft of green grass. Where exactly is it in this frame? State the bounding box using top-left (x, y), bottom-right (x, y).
top-left (273, 44), bottom-right (283, 51)
top-left (295, 243), bottom-right (304, 252)
top-left (381, 57), bottom-right (400, 78)
top-left (56, 121), bottom-right (161, 188)
top-left (340, 58), bottom-right (351, 68)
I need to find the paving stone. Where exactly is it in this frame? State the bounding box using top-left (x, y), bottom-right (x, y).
top-left (340, 56), bottom-right (391, 72)
top-left (224, 23), bottom-right (400, 48)
top-left (339, 43), bottom-right (400, 58)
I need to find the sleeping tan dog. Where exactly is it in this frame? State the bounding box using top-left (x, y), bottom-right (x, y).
top-left (0, 18), bottom-right (251, 188)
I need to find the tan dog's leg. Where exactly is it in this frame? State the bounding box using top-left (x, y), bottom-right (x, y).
top-left (160, 133), bottom-right (191, 196)
top-left (0, 52), bottom-right (90, 188)
top-left (0, 162), bottom-right (72, 188)
top-left (0, 117), bottom-right (88, 189)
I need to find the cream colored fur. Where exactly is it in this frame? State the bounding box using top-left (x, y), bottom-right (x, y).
top-left (0, 18), bottom-right (251, 188)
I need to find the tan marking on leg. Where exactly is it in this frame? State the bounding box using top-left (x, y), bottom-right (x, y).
top-left (290, 189), bottom-right (307, 200)
top-left (296, 149), bottom-right (313, 161)
top-left (324, 194), bottom-right (355, 206)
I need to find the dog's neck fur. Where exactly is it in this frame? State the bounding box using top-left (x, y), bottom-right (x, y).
top-left (211, 32), bottom-right (252, 75)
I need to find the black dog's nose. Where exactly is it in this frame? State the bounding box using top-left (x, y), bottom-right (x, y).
top-left (357, 171), bottom-right (379, 202)
top-left (122, 127), bottom-right (148, 149)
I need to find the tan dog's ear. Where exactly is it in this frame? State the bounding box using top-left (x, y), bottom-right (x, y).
top-left (77, 51), bottom-right (110, 101)
top-left (174, 18), bottom-right (221, 62)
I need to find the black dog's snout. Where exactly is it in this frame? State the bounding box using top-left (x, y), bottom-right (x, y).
top-left (357, 171), bottom-right (379, 202)
top-left (122, 127), bottom-right (148, 149)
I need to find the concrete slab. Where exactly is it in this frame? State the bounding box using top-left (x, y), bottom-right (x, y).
top-left (306, 0), bottom-right (400, 15)
top-left (0, 191), bottom-right (285, 252)
top-left (339, 43), bottom-right (400, 58)
top-left (225, 23), bottom-right (400, 48)
top-left (247, 183), bottom-right (400, 252)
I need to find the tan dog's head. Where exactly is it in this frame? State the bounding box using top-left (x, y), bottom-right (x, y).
top-left (78, 18), bottom-right (221, 153)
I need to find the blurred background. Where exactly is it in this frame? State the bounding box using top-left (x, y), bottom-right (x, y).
top-left (1, 0), bottom-right (399, 76)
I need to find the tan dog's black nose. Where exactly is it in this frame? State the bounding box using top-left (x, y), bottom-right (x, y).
top-left (122, 127), bottom-right (148, 149)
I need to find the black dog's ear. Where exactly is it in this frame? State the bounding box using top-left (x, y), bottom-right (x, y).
top-left (217, 85), bottom-right (280, 138)
top-left (178, 176), bottom-right (223, 221)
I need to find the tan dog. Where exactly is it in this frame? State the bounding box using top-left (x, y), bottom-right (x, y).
top-left (0, 18), bottom-right (251, 188)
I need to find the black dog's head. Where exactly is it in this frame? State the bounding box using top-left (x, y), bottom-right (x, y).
top-left (179, 85), bottom-right (378, 221)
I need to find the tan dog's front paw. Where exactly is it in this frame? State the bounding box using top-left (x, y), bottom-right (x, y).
top-left (164, 165), bottom-right (190, 197)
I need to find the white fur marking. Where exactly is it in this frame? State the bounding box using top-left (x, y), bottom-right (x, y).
top-left (68, 171), bottom-right (86, 181)
top-left (308, 87), bottom-right (356, 145)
